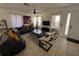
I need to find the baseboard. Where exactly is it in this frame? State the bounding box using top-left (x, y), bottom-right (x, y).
top-left (67, 37), bottom-right (79, 44)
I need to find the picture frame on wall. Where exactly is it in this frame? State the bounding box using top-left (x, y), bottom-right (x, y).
top-left (23, 16), bottom-right (31, 24)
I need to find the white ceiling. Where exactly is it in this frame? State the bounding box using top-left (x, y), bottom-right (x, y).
top-left (0, 3), bottom-right (78, 13)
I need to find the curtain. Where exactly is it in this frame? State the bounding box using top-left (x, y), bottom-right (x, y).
top-left (11, 14), bottom-right (23, 28)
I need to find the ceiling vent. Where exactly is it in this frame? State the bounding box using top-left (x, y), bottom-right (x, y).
top-left (24, 3), bottom-right (30, 6)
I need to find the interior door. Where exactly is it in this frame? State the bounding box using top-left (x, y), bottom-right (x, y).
top-left (68, 11), bottom-right (79, 40)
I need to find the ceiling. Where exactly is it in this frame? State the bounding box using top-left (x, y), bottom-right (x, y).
top-left (0, 3), bottom-right (78, 14)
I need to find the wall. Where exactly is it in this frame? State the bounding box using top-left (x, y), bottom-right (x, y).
top-left (41, 13), bottom-right (52, 29)
top-left (58, 5), bottom-right (79, 39)
top-left (68, 11), bottom-right (79, 40)
top-left (0, 7), bottom-right (58, 29)
top-left (1, 5), bottom-right (79, 39)
top-left (0, 8), bottom-right (32, 28)
top-left (40, 10), bottom-right (63, 31)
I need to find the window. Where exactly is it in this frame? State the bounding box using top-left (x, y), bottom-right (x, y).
top-left (37, 16), bottom-right (41, 26)
top-left (51, 15), bottom-right (61, 29)
top-left (11, 14), bottom-right (23, 28)
top-left (64, 13), bottom-right (71, 35)
top-left (32, 16), bottom-right (41, 29)
top-left (32, 16), bottom-right (37, 27)
top-left (55, 15), bottom-right (61, 27)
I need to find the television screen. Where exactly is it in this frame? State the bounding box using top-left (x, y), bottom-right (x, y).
top-left (42, 21), bottom-right (50, 26)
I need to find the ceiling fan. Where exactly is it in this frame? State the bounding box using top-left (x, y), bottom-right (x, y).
top-left (33, 8), bottom-right (42, 14)
top-left (24, 3), bottom-right (42, 14)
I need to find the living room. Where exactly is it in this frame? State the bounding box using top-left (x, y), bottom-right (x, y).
top-left (0, 3), bottom-right (79, 56)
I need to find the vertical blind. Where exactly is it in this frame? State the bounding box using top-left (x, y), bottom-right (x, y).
top-left (51, 15), bottom-right (61, 29)
top-left (32, 16), bottom-right (41, 29)
top-left (11, 14), bottom-right (23, 28)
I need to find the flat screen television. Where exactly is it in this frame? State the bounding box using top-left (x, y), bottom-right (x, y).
top-left (42, 21), bottom-right (50, 26)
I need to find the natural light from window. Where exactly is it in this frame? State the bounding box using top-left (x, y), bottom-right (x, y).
top-left (32, 16), bottom-right (37, 27)
top-left (11, 14), bottom-right (23, 28)
top-left (51, 15), bottom-right (61, 29)
top-left (65, 13), bottom-right (71, 35)
top-left (55, 15), bottom-right (61, 27)
top-left (32, 16), bottom-right (41, 29)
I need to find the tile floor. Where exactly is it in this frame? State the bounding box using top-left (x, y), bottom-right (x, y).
top-left (17, 33), bottom-right (79, 56)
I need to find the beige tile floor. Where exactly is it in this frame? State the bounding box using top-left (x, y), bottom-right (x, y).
top-left (67, 41), bottom-right (79, 56)
top-left (17, 33), bottom-right (79, 56)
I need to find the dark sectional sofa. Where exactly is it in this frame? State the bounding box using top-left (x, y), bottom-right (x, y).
top-left (0, 31), bottom-right (26, 56)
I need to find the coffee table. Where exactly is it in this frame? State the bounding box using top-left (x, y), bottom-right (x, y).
top-left (31, 29), bottom-right (45, 38)
top-left (30, 29), bottom-right (55, 52)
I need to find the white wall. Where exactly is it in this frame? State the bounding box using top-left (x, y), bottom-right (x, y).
top-left (42, 13), bottom-right (52, 21)
top-left (58, 5), bottom-right (79, 39)
top-left (68, 11), bottom-right (79, 40)
top-left (0, 8), bottom-right (32, 28)
top-left (0, 9), bottom-right (11, 28)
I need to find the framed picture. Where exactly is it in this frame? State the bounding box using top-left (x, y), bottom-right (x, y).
top-left (23, 16), bottom-right (31, 24)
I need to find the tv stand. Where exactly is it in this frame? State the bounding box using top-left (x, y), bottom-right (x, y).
top-left (41, 27), bottom-right (50, 32)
